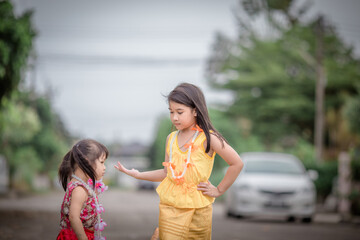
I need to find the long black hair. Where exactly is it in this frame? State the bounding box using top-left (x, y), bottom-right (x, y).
top-left (167, 82), bottom-right (226, 153)
top-left (58, 139), bottom-right (109, 191)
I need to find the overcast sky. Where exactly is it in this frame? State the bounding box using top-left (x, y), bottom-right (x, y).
top-left (13, 0), bottom-right (360, 145)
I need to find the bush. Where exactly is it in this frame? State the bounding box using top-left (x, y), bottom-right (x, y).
top-left (312, 161), bottom-right (338, 202)
top-left (351, 148), bottom-right (360, 181)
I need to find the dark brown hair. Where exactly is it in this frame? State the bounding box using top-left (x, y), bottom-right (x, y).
top-left (58, 139), bottom-right (109, 191)
top-left (167, 82), bottom-right (226, 153)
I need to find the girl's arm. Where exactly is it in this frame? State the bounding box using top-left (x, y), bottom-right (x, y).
top-left (198, 134), bottom-right (243, 198)
top-left (69, 186), bottom-right (88, 240)
top-left (114, 134), bottom-right (170, 182)
top-left (114, 163), bottom-right (167, 182)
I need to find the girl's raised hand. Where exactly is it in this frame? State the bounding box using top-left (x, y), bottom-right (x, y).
top-left (197, 181), bottom-right (221, 198)
top-left (114, 161), bottom-right (140, 178)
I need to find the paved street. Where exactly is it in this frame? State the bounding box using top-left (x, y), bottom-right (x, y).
top-left (0, 189), bottom-right (359, 240)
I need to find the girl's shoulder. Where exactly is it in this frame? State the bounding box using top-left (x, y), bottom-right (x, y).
top-left (201, 131), bottom-right (225, 148)
top-left (70, 184), bottom-right (89, 202)
top-left (168, 130), bottom-right (177, 137)
top-left (166, 131), bottom-right (178, 143)
top-left (165, 131), bottom-right (177, 152)
top-left (67, 180), bottom-right (90, 195)
top-left (197, 130), bottom-right (215, 142)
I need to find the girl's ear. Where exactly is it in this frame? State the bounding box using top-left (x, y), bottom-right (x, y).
top-left (193, 108), bottom-right (197, 117)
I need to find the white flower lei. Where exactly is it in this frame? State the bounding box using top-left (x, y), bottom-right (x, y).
top-left (168, 130), bottom-right (199, 179)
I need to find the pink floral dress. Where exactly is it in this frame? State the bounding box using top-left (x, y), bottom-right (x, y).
top-left (59, 181), bottom-right (98, 233)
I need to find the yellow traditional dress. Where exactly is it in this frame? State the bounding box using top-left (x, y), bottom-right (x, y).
top-left (156, 128), bottom-right (216, 239)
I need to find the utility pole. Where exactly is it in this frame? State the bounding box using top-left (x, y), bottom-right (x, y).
top-left (314, 15), bottom-right (326, 163)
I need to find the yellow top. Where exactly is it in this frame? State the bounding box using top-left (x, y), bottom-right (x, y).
top-left (156, 130), bottom-right (216, 208)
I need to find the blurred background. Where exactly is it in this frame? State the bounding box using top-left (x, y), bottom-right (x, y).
top-left (0, 0), bottom-right (360, 239)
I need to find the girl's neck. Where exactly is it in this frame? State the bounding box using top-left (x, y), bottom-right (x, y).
top-left (72, 168), bottom-right (89, 183)
top-left (179, 123), bottom-right (197, 134)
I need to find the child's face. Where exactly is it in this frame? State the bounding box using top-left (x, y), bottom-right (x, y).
top-left (94, 154), bottom-right (107, 180)
top-left (169, 101), bottom-right (196, 131)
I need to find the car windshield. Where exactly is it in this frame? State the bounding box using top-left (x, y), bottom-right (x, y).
top-left (244, 159), bottom-right (304, 175)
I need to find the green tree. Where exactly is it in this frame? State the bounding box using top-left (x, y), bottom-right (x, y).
top-left (0, 91), bottom-right (71, 191)
top-left (0, 97), bottom-right (42, 190)
top-left (148, 115), bottom-right (173, 169)
top-left (0, 0), bottom-right (36, 105)
top-left (21, 92), bottom-right (71, 185)
top-left (344, 86), bottom-right (360, 136)
top-left (12, 146), bottom-right (42, 191)
top-left (0, 1), bottom-right (71, 192)
top-left (209, 108), bottom-right (264, 168)
top-left (206, 0), bottom-right (360, 155)
top-left (208, 108), bottom-right (264, 186)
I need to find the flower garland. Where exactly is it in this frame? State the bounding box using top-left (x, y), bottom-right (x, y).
top-left (163, 125), bottom-right (202, 184)
top-left (72, 175), bottom-right (107, 240)
top-left (88, 178), bottom-right (108, 195)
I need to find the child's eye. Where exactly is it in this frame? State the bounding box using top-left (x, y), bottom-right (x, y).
top-left (178, 112), bottom-right (183, 115)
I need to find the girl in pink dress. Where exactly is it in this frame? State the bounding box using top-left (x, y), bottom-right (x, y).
top-left (57, 139), bottom-right (108, 240)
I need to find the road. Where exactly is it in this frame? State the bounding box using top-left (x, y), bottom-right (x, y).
top-left (0, 189), bottom-right (359, 240)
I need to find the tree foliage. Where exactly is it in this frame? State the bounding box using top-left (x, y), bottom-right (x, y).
top-left (344, 86), bottom-right (360, 136)
top-left (0, 95), bottom-right (41, 189)
top-left (0, 91), bottom-right (71, 190)
top-left (206, 0), bottom-right (360, 155)
top-left (148, 115), bottom-right (173, 169)
top-left (0, 1), bottom-right (71, 191)
top-left (0, 0), bottom-right (36, 105)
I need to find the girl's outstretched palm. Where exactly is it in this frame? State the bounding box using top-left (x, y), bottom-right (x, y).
top-left (114, 161), bottom-right (140, 178)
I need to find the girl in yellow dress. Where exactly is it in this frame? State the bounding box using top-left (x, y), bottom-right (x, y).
top-left (115, 83), bottom-right (243, 239)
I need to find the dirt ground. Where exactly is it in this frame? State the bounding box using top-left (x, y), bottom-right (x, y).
top-left (1, 189), bottom-right (360, 240)
top-left (0, 210), bottom-right (59, 239)
top-left (0, 189), bottom-right (160, 240)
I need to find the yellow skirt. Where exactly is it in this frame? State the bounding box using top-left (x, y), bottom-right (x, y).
top-left (158, 203), bottom-right (212, 240)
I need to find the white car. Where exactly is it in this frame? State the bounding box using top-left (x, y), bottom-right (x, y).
top-left (225, 152), bottom-right (317, 222)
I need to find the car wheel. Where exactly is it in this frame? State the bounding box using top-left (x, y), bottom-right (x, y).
top-left (226, 210), bottom-right (234, 218)
top-left (287, 216), bottom-right (295, 222)
top-left (235, 214), bottom-right (244, 219)
top-left (301, 217), bottom-right (312, 223)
